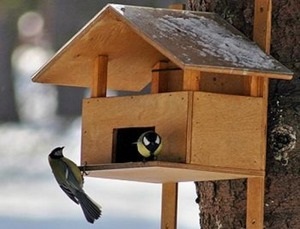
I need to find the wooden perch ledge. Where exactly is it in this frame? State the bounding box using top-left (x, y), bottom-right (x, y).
top-left (79, 161), bottom-right (265, 183)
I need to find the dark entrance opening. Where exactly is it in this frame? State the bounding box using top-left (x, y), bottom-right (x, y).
top-left (112, 126), bottom-right (155, 163)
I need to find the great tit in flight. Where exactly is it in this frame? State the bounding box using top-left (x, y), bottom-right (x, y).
top-left (136, 131), bottom-right (162, 160)
top-left (48, 147), bottom-right (101, 223)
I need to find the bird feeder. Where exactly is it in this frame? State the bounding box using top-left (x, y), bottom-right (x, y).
top-left (32, 3), bottom-right (293, 229)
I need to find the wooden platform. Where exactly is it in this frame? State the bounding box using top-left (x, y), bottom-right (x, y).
top-left (80, 161), bottom-right (264, 183)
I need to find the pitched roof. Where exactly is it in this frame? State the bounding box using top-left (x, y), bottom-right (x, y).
top-left (32, 4), bottom-right (293, 91)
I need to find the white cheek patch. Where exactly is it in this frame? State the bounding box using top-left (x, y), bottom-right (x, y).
top-left (155, 136), bottom-right (160, 144)
top-left (143, 137), bottom-right (150, 146)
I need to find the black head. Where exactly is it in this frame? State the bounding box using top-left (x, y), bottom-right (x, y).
top-left (142, 131), bottom-right (161, 153)
top-left (49, 146), bottom-right (64, 159)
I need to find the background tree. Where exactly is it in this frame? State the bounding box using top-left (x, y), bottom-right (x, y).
top-left (190, 0), bottom-right (300, 228)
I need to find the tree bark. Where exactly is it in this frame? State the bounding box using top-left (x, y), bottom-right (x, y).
top-left (192, 0), bottom-right (300, 228)
top-left (0, 9), bottom-right (19, 122)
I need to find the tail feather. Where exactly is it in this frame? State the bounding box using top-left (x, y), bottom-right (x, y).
top-left (76, 191), bottom-right (101, 224)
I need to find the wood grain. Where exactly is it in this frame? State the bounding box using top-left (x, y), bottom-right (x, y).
top-left (91, 55), bottom-right (108, 97)
top-left (183, 69), bottom-right (200, 91)
top-left (151, 61), bottom-right (169, 93)
top-left (82, 161), bottom-right (264, 183)
top-left (81, 92), bottom-right (190, 164)
top-left (246, 177), bottom-right (265, 229)
top-left (161, 183), bottom-right (178, 229)
top-left (191, 92), bottom-right (265, 170)
top-left (253, 0), bottom-right (272, 54)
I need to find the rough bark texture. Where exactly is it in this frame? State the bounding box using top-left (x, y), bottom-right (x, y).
top-left (192, 0), bottom-right (300, 228)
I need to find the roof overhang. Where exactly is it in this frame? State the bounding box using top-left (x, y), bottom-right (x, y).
top-left (32, 4), bottom-right (293, 91)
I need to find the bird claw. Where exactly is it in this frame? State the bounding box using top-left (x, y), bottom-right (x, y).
top-left (81, 161), bottom-right (89, 177)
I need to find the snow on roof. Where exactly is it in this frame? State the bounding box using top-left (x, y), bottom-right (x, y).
top-left (119, 5), bottom-right (290, 73)
top-left (32, 4), bottom-right (292, 90)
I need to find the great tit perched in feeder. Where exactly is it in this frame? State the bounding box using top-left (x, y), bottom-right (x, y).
top-left (135, 131), bottom-right (162, 160)
top-left (48, 147), bottom-right (101, 224)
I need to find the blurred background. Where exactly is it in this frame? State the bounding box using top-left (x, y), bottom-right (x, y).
top-left (0, 0), bottom-right (200, 228)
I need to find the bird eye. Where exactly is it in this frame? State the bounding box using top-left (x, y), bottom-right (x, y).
top-left (155, 135), bottom-right (160, 144)
top-left (143, 137), bottom-right (150, 146)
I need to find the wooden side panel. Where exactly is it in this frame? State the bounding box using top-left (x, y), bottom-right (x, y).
top-left (161, 183), bottom-right (178, 229)
top-left (191, 92), bottom-right (264, 170)
top-left (151, 61), bottom-right (183, 93)
top-left (81, 92), bottom-right (189, 164)
top-left (166, 69), bottom-right (183, 92)
top-left (200, 72), bottom-right (249, 96)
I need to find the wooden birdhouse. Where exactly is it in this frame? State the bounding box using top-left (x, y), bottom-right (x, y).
top-left (33, 4), bottom-right (293, 229)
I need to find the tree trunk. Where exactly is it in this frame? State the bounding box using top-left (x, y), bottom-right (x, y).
top-left (0, 10), bottom-right (19, 122)
top-left (192, 0), bottom-right (300, 228)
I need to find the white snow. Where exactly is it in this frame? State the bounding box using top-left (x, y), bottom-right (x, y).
top-left (110, 4), bottom-right (126, 15)
top-left (155, 14), bottom-right (276, 69)
top-left (122, 6), bottom-right (286, 72)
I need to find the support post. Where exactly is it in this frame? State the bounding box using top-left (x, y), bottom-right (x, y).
top-left (152, 61), bottom-right (179, 229)
top-left (250, 0), bottom-right (272, 97)
top-left (253, 0), bottom-right (272, 54)
top-left (91, 55), bottom-right (108, 98)
top-left (161, 183), bottom-right (178, 229)
top-left (246, 0), bottom-right (272, 228)
top-left (151, 61), bottom-right (169, 93)
top-left (183, 69), bottom-right (200, 91)
top-left (246, 177), bottom-right (265, 229)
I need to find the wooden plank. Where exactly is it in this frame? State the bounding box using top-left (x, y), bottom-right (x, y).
top-left (151, 61), bottom-right (169, 93)
top-left (250, 0), bottom-right (272, 97)
top-left (81, 92), bottom-right (189, 164)
top-left (185, 65), bottom-right (292, 80)
top-left (91, 55), bottom-right (108, 97)
top-left (151, 61), bottom-right (184, 93)
top-left (246, 177), bottom-right (265, 229)
top-left (253, 0), bottom-right (272, 54)
top-left (166, 69), bottom-right (184, 92)
top-left (245, 3), bottom-right (272, 227)
top-left (185, 92), bottom-right (194, 163)
top-left (82, 162), bottom-right (264, 183)
top-left (191, 92), bottom-right (265, 170)
top-left (161, 183), bottom-right (178, 229)
top-left (169, 4), bottom-right (186, 10)
top-left (183, 70), bottom-right (200, 91)
top-left (249, 75), bottom-right (263, 97)
top-left (200, 72), bottom-right (248, 96)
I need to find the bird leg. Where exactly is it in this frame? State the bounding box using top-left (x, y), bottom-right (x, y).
top-left (81, 161), bottom-right (89, 177)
